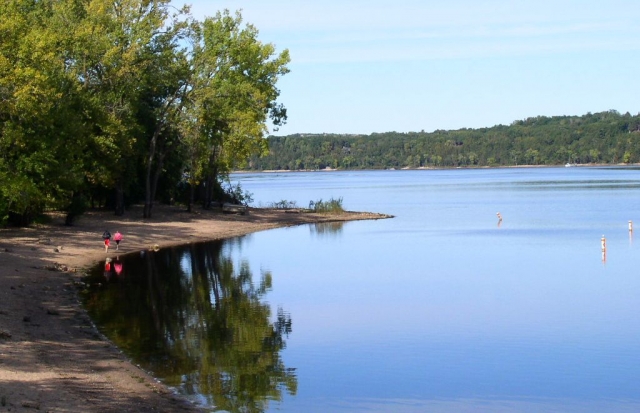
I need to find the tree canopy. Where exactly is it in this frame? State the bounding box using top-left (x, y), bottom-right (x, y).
top-left (0, 0), bottom-right (289, 225)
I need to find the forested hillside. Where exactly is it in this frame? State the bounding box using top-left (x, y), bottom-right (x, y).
top-left (246, 111), bottom-right (640, 171)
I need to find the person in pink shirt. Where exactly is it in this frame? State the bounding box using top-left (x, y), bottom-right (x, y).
top-left (113, 230), bottom-right (123, 250)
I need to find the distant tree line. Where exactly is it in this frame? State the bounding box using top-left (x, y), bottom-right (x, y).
top-left (0, 0), bottom-right (289, 226)
top-left (245, 111), bottom-right (640, 171)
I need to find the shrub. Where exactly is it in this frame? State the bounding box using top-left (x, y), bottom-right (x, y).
top-left (223, 181), bottom-right (254, 206)
top-left (267, 200), bottom-right (298, 209)
top-left (309, 197), bottom-right (344, 213)
top-left (65, 193), bottom-right (88, 225)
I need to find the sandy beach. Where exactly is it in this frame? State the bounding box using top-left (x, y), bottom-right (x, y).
top-left (0, 205), bottom-right (390, 412)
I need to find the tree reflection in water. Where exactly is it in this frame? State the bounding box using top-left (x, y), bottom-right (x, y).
top-left (83, 238), bottom-right (296, 412)
top-left (309, 221), bottom-right (344, 237)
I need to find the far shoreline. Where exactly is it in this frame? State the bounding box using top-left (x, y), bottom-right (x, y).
top-left (232, 162), bottom-right (639, 174)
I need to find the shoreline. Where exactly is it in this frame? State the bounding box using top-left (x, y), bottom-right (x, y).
top-left (233, 162), bottom-right (639, 173)
top-left (0, 204), bottom-right (391, 412)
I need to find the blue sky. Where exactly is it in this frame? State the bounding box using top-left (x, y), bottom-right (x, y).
top-left (176, 0), bottom-right (640, 135)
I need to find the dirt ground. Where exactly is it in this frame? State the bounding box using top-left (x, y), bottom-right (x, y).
top-left (0, 204), bottom-right (390, 412)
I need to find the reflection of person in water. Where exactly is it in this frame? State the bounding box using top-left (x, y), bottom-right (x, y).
top-left (104, 257), bottom-right (112, 280)
top-left (114, 256), bottom-right (123, 276)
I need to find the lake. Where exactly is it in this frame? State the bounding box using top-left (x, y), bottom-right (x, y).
top-left (84, 167), bottom-right (640, 412)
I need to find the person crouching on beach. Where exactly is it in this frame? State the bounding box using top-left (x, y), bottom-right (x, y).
top-left (113, 230), bottom-right (123, 250)
top-left (102, 229), bottom-right (112, 252)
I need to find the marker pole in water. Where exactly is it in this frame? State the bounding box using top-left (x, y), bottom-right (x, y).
top-left (629, 220), bottom-right (633, 232)
top-left (601, 235), bottom-right (607, 263)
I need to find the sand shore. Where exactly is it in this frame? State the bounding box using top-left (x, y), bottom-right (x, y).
top-left (0, 204), bottom-right (390, 412)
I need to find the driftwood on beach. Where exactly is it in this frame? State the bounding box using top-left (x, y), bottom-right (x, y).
top-left (222, 203), bottom-right (249, 215)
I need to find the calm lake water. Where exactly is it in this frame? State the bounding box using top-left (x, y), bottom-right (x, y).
top-left (85, 167), bottom-right (640, 412)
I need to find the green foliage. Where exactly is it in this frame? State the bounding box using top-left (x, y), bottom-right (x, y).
top-left (0, 0), bottom-right (90, 225)
top-left (244, 111), bottom-right (640, 170)
top-left (222, 180), bottom-right (253, 206)
top-left (0, 1), bottom-right (289, 225)
top-left (1, 173), bottom-right (43, 226)
top-left (65, 193), bottom-right (88, 226)
top-left (309, 197), bottom-right (344, 214)
top-left (183, 10), bottom-right (289, 210)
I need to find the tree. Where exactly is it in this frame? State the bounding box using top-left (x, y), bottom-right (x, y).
top-left (138, 7), bottom-right (192, 218)
top-left (71, 0), bottom-right (192, 217)
top-left (0, 0), bottom-right (90, 225)
top-left (185, 10), bottom-right (290, 209)
top-left (0, 2), bottom-right (291, 226)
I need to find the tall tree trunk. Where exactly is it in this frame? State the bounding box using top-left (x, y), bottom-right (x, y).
top-left (202, 149), bottom-right (219, 209)
top-left (144, 128), bottom-right (161, 219)
top-left (187, 182), bottom-right (194, 212)
top-left (151, 156), bottom-right (164, 208)
top-left (202, 175), bottom-right (212, 209)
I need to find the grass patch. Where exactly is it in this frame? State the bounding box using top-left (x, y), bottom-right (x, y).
top-left (264, 197), bottom-right (345, 214)
top-left (131, 374), bottom-right (145, 383)
top-left (309, 197), bottom-right (344, 214)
